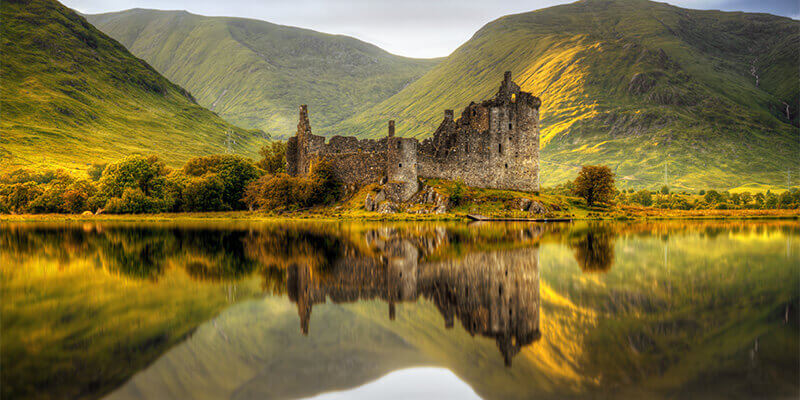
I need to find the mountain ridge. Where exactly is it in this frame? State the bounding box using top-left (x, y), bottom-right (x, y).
top-left (86, 9), bottom-right (440, 137)
top-left (323, 0), bottom-right (799, 189)
top-left (1, 0), bottom-right (264, 172)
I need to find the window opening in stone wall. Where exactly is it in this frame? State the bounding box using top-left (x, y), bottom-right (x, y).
top-left (472, 109), bottom-right (476, 117)
top-left (505, 163), bottom-right (508, 168)
top-left (466, 143), bottom-right (469, 153)
top-left (396, 141), bottom-right (400, 149)
top-left (399, 163), bottom-right (402, 168)
top-left (509, 123), bottom-right (513, 130)
top-left (498, 143), bottom-right (502, 154)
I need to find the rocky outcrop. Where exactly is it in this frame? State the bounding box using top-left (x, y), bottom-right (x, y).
top-left (365, 183), bottom-right (449, 214)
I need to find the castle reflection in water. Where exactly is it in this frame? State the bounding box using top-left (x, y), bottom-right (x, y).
top-left (287, 227), bottom-right (542, 366)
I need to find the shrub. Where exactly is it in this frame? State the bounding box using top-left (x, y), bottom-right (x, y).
top-left (99, 155), bottom-right (170, 199)
top-left (660, 185), bottom-right (669, 194)
top-left (630, 189), bottom-right (653, 206)
top-left (573, 165), bottom-right (615, 206)
top-left (258, 142), bottom-right (287, 174)
top-left (62, 179), bottom-right (97, 213)
top-left (105, 188), bottom-right (157, 214)
top-left (87, 163), bottom-right (106, 181)
top-left (0, 182), bottom-right (43, 213)
top-left (244, 159), bottom-right (341, 211)
top-left (703, 190), bottom-right (723, 204)
top-left (182, 155), bottom-right (261, 210)
top-left (449, 180), bottom-right (467, 206)
top-left (182, 174), bottom-right (227, 212)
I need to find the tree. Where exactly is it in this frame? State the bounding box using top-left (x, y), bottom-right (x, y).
top-left (631, 189), bottom-right (653, 207)
top-left (660, 185), bottom-right (669, 194)
top-left (87, 163), bottom-right (106, 181)
top-left (739, 192), bottom-right (752, 206)
top-left (258, 142), bottom-right (287, 174)
top-left (572, 165), bottom-right (615, 206)
top-left (182, 155), bottom-right (261, 210)
top-left (704, 190), bottom-right (723, 204)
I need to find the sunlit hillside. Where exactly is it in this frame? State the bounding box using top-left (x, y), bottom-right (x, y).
top-left (0, 0), bottom-right (263, 173)
top-left (325, 0), bottom-right (799, 190)
top-left (86, 9), bottom-right (440, 138)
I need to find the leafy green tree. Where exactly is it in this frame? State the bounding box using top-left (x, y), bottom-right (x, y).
top-left (572, 165), bottom-right (615, 206)
top-left (660, 185), bottom-right (670, 194)
top-left (730, 193), bottom-right (741, 206)
top-left (0, 182), bottom-right (43, 213)
top-left (182, 155), bottom-right (261, 210)
top-left (754, 193), bottom-right (765, 207)
top-left (739, 192), bottom-right (752, 206)
top-left (704, 190), bottom-right (723, 204)
top-left (258, 142), bottom-right (287, 174)
top-left (631, 190), bottom-right (653, 206)
top-left (62, 179), bottom-right (98, 213)
top-left (99, 155), bottom-right (172, 213)
top-left (87, 163), bottom-right (106, 181)
top-left (182, 174), bottom-right (227, 211)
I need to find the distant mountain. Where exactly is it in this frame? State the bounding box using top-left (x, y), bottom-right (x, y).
top-left (326, 0), bottom-right (799, 189)
top-left (1, 0), bottom-right (263, 172)
top-left (86, 9), bottom-right (439, 138)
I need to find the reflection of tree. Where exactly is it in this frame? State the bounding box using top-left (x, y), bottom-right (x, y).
top-left (571, 228), bottom-right (616, 273)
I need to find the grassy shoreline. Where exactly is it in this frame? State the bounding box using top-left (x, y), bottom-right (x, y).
top-left (1, 208), bottom-right (796, 223)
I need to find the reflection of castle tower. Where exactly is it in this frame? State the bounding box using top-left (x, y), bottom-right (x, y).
top-left (284, 229), bottom-right (541, 365)
top-left (419, 248), bottom-right (541, 366)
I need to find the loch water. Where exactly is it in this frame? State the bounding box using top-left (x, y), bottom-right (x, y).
top-left (1, 220), bottom-right (798, 399)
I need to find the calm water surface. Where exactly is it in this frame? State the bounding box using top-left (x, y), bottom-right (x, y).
top-left (1, 220), bottom-right (798, 399)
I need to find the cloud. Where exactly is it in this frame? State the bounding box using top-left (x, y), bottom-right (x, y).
top-left (63, 0), bottom-right (799, 58)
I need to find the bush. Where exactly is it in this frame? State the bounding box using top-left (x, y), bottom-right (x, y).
top-left (630, 190), bottom-right (653, 206)
top-left (244, 158), bottom-right (341, 211)
top-left (449, 180), bottom-right (467, 206)
top-left (99, 155), bottom-right (170, 199)
top-left (182, 174), bottom-right (227, 212)
top-left (105, 188), bottom-right (157, 214)
top-left (62, 180), bottom-right (98, 213)
top-left (0, 182), bottom-right (43, 213)
top-left (87, 163), bottom-right (106, 181)
top-left (258, 142), bottom-right (287, 174)
top-left (182, 155), bottom-right (261, 210)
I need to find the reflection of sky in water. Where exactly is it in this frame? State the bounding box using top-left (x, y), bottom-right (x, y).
top-left (303, 368), bottom-right (481, 400)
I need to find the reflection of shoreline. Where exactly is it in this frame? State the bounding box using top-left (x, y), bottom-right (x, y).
top-left (287, 230), bottom-right (541, 366)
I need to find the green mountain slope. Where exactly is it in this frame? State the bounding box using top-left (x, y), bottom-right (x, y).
top-left (0, 0), bottom-right (263, 173)
top-left (86, 9), bottom-right (439, 138)
top-left (327, 0), bottom-right (799, 190)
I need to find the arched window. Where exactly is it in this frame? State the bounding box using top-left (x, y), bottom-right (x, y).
top-left (498, 143), bottom-right (502, 154)
top-left (508, 123), bottom-right (513, 130)
top-left (398, 163), bottom-right (402, 168)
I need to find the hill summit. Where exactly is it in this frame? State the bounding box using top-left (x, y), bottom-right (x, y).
top-left (1, 0), bottom-right (262, 172)
top-left (326, 0), bottom-right (799, 189)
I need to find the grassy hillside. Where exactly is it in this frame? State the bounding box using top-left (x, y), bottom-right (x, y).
top-left (0, 0), bottom-right (263, 174)
top-left (86, 10), bottom-right (439, 138)
top-left (326, 0), bottom-right (799, 190)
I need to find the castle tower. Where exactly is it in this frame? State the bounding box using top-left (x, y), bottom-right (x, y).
top-left (386, 120), bottom-right (419, 201)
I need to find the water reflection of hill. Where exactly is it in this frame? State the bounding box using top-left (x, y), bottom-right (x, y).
top-left (1, 220), bottom-right (798, 400)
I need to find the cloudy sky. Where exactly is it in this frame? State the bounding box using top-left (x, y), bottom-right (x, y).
top-left (64, 0), bottom-right (799, 58)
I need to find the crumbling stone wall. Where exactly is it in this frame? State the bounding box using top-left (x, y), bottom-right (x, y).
top-left (285, 72), bottom-right (541, 198)
top-left (418, 71), bottom-right (541, 192)
top-left (286, 104), bottom-right (388, 186)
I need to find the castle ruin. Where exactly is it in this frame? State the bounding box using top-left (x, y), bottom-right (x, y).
top-left (286, 72), bottom-right (541, 201)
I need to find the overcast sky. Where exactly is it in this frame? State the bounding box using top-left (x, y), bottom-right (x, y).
top-left (63, 0), bottom-right (799, 58)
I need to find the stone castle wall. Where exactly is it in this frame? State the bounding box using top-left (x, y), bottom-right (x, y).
top-left (285, 72), bottom-right (541, 199)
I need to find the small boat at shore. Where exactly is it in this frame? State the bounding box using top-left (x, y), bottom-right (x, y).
top-left (466, 214), bottom-right (572, 222)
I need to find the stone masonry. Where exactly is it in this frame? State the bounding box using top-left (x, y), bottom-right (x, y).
top-left (286, 72), bottom-right (541, 201)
